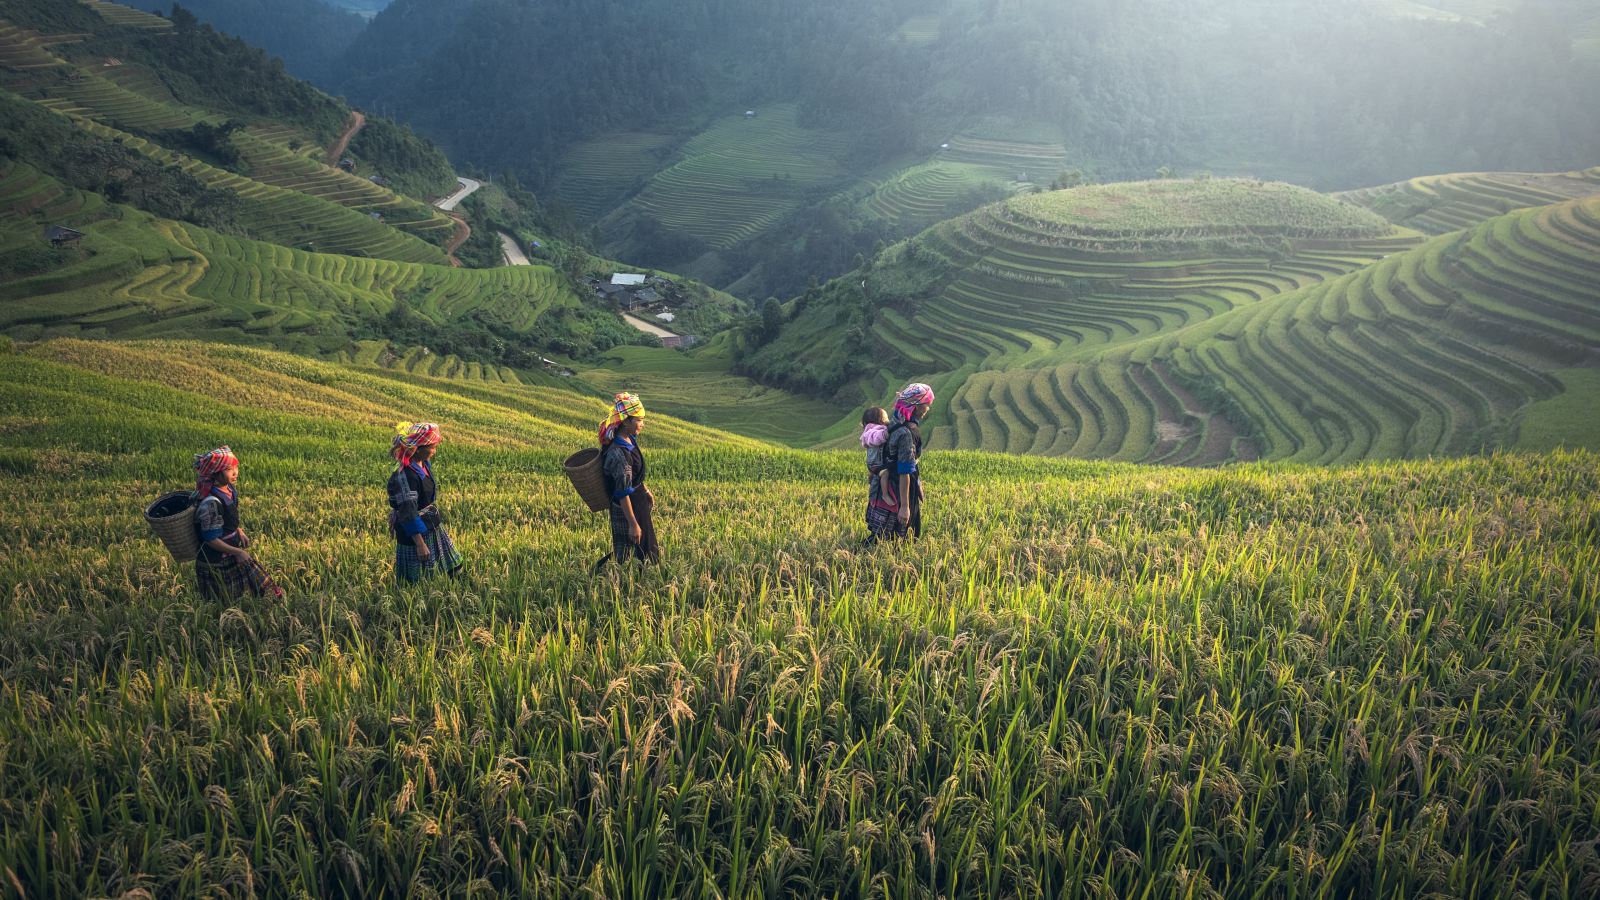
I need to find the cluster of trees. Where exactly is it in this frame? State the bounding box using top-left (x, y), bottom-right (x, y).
top-left (345, 117), bottom-right (454, 200)
top-left (122, 0), bottom-right (368, 84)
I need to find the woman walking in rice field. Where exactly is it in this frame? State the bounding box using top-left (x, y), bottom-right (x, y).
top-left (594, 392), bottom-right (658, 570)
top-left (387, 422), bottom-right (463, 583)
top-left (877, 382), bottom-right (934, 540)
top-left (191, 445), bottom-right (285, 601)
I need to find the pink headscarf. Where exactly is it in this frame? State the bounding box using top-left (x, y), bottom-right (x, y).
top-left (392, 422), bottom-right (441, 466)
top-left (193, 445), bottom-right (239, 496)
top-left (892, 382), bottom-right (935, 423)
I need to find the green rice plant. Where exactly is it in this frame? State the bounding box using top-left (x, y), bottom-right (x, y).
top-left (5, 337), bottom-right (1597, 897)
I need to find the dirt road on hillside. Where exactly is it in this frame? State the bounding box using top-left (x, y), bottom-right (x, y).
top-left (434, 177), bottom-right (482, 267)
top-left (324, 111), bottom-right (364, 166)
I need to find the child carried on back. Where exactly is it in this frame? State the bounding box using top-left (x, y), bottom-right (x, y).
top-left (860, 407), bottom-right (897, 542)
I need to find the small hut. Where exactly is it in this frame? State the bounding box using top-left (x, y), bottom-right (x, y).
top-left (44, 225), bottom-right (85, 248)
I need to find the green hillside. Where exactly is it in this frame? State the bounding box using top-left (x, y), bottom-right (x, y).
top-left (746, 179), bottom-right (1416, 405)
top-left (1339, 167), bottom-right (1600, 234)
top-left (938, 194), bottom-right (1600, 463)
top-left (2, 337), bottom-right (1598, 895)
top-left (0, 0), bottom-right (455, 232)
top-left (599, 106), bottom-right (853, 263)
top-left (0, 159), bottom-right (646, 368)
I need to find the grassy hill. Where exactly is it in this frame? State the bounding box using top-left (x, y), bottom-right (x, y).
top-left (939, 194), bottom-right (1600, 463)
top-left (743, 174), bottom-right (1600, 463)
top-left (0, 158), bottom-right (646, 369)
top-left (1339, 167), bottom-right (1600, 234)
top-left (597, 106), bottom-right (854, 267)
top-left (746, 179), bottom-right (1416, 405)
top-left (2, 336), bottom-right (1598, 895)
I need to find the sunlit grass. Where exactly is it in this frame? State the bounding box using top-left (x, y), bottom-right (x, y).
top-left (1, 340), bottom-right (1597, 896)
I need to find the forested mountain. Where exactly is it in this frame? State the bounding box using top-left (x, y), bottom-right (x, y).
top-left (131, 0), bottom-right (1600, 297)
top-left (318, 0), bottom-right (1599, 295)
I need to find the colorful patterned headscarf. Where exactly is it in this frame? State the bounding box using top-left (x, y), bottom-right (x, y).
top-left (392, 421), bottom-right (441, 466)
top-left (193, 445), bottom-right (239, 496)
top-left (893, 382), bottom-right (935, 423)
top-left (598, 392), bottom-right (646, 446)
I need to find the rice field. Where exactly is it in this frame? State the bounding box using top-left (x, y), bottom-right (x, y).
top-left (857, 180), bottom-right (1417, 444)
top-left (0, 17), bottom-right (457, 259)
top-left (1, 338), bottom-right (1597, 897)
top-left (79, 0), bottom-right (173, 31)
top-left (944, 194), bottom-right (1600, 465)
top-left (0, 164), bottom-right (579, 360)
top-left (551, 132), bottom-right (676, 220)
top-left (939, 135), bottom-right (1072, 185)
top-left (840, 176), bottom-right (1600, 465)
top-left (609, 106), bottom-right (851, 251)
top-left (859, 161), bottom-right (1015, 233)
top-left (1338, 169), bottom-right (1600, 235)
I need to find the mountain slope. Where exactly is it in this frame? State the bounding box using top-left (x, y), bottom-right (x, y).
top-left (746, 179), bottom-right (1418, 402)
top-left (938, 194), bottom-right (1600, 463)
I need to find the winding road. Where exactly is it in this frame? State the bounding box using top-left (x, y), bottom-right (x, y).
top-left (499, 232), bottom-right (531, 266)
top-left (436, 176), bottom-right (482, 211)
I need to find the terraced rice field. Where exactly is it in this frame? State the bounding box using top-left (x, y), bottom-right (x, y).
top-left (611, 106), bottom-right (850, 250)
top-left (0, 23), bottom-right (457, 257)
top-left (894, 14), bottom-right (940, 44)
top-left (859, 161), bottom-right (1012, 232)
top-left (79, 0), bottom-right (172, 30)
top-left (1339, 169), bottom-right (1600, 235)
top-left (0, 158), bottom-right (105, 224)
top-left (67, 114), bottom-right (448, 263)
top-left (964, 195), bottom-right (1600, 465)
top-left (871, 179), bottom-right (1412, 391)
top-left (3, 337), bottom-right (1598, 896)
top-left (940, 135), bottom-right (1071, 185)
top-left (0, 165), bottom-right (580, 359)
top-left (0, 21), bottom-right (75, 74)
top-left (551, 132), bottom-right (675, 219)
top-left (336, 339), bottom-right (528, 385)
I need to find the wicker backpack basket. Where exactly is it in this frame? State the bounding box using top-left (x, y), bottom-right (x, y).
top-left (146, 490), bottom-right (200, 563)
top-left (563, 448), bottom-right (609, 513)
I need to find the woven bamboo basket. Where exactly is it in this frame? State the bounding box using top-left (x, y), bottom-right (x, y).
top-left (563, 448), bottom-right (609, 513)
top-left (146, 490), bottom-right (200, 562)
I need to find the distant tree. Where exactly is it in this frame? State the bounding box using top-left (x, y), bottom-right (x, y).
top-left (168, 4), bottom-right (199, 31)
top-left (1051, 168), bottom-right (1085, 190)
top-left (760, 297), bottom-right (784, 342)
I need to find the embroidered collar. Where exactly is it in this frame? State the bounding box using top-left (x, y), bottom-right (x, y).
top-left (612, 435), bottom-right (638, 451)
top-left (407, 460), bottom-right (431, 479)
top-left (210, 484), bottom-right (237, 503)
